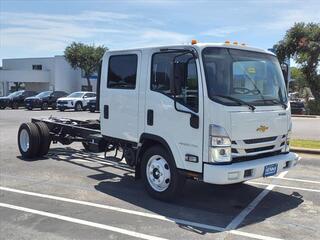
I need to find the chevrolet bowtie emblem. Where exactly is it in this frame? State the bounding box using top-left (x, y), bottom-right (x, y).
top-left (256, 125), bottom-right (269, 132)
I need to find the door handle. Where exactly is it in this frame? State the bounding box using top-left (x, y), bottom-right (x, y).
top-left (104, 105), bottom-right (109, 119)
top-left (147, 109), bottom-right (153, 126)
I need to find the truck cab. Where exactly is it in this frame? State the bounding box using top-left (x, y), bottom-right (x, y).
top-left (98, 42), bottom-right (299, 200)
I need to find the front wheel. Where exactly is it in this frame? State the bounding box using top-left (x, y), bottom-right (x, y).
top-left (74, 102), bottom-right (83, 111)
top-left (141, 145), bottom-right (185, 201)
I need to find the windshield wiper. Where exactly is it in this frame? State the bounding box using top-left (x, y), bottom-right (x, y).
top-left (267, 99), bottom-right (287, 109)
top-left (213, 94), bottom-right (256, 111)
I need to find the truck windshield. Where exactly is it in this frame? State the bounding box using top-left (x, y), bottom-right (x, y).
top-left (202, 47), bottom-right (287, 106)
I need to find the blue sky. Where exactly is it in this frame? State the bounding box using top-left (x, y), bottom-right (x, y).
top-left (1, 0), bottom-right (319, 62)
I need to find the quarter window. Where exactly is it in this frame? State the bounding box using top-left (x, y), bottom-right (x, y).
top-left (151, 52), bottom-right (199, 112)
top-left (107, 55), bottom-right (138, 89)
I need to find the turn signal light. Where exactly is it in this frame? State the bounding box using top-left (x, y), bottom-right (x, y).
top-left (225, 40), bottom-right (231, 44)
top-left (233, 41), bottom-right (238, 45)
top-left (191, 39), bottom-right (198, 45)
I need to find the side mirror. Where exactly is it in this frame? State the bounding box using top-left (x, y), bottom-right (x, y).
top-left (281, 63), bottom-right (289, 89)
top-left (171, 62), bottom-right (187, 96)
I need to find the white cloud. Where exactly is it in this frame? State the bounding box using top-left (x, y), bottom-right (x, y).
top-left (0, 10), bottom-right (190, 55)
top-left (201, 26), bottom-right (247, 38)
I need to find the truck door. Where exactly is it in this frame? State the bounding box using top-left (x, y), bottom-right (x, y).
top-left (145, 50), bottom-right (203, 173)
top-left (100, 51), bottom-right (141, 142)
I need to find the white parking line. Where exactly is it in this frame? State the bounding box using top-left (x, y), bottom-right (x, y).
top-left (0, 186), bottom-right (281, 240)
top-left (0, 202), bottom-right (167, 240)
top-left (229, 230), bottom-right (283, 240)
top-left (270, 176), bottom-right (320, 185)
top-left (248, 181), bottom-right (320, 193)
top-left (275, 171), bottom-right (288, 178)
top-left (226, 184), bottom-right (275, 230)
top-left (0, 186), bottom-right (224, 232)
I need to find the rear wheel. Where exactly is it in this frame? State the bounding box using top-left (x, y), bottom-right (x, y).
top-left (41, 102), bottom-right (48, 110)
top-left (141, 145), bottom-right (185, 201)
top-left (27, 106), bottom-right (33, 110)
top-left (34, 122), bottom-right (51, 156)
top-left (12, 102), bottom-right (18, 109)
top-left (75, 102), bottom-right (83, 111)
top-left (18, 122), bottom-right (40, 159)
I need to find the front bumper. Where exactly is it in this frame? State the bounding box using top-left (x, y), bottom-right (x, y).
top-left (203, 152), bottom-right (299, 184)
top-left (57, 102), bottom-right (74, 109)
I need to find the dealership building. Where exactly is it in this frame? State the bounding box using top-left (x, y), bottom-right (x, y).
top-left (0, 56), bottom-right (97, 96)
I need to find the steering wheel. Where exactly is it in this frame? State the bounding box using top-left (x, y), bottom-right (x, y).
top-left (233, 87), bottom-right (260, 95)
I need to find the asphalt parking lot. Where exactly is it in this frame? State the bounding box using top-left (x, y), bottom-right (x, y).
top-left (0, 109), bottom-right (319, 240)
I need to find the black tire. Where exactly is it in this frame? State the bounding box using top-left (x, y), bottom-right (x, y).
top-left (58, 107), bottom-right (65, 112)
top-left (27, 106), bottom-right (33, 110)
top-left (74, 102), bottom-right (83, 111)
top-left (34, 122), bottom-right (51, 156)
top-left (89, 108), bottom-right (95, 113)
top-left (141, 145), bottom-right (185, 201)
top-left (41, 102), bottom-right (48, 110)
top-left (52, 104), bottom-right (56, 110)
top-left (12, 102), bottom-right (18, 109)
top-left (18, 122), bottom-right (40, 159)
top-left (0, 106), bottom-right (5, 109)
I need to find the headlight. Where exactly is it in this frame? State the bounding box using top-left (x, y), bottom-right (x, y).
top-left (284, 122), bottom-right (292, 153)
top-left (209, 124), bottom-right (232, 163)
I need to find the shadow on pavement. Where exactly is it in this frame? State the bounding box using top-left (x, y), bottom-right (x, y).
top-left (43, 147), bottom-right (303, 234)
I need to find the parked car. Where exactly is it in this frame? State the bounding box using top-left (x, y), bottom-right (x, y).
top-left (56, 91), bottom-right (96, 111)
top-left (290, 101), bottom-right (306, 115)
top-left (24, 91), bottom-right (68, 110)
top-left (87, 98), bottom-right (97, 112)
top-left (0, 90), bottom-right (37, 109)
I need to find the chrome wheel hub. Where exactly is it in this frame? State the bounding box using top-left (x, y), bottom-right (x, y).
top-left (146, 155), bottom-right (171, 192)
top-left (19, 129), bottom-right (30, 152)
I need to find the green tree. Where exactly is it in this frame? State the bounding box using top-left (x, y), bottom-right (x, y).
top-left (290, 66), bottom-right (306, 90)
top-left (64, 42), bottom-right (107, 89)
top-left (274, 22), bottom-right (320, 100)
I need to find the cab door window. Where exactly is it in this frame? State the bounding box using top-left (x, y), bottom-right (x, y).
top-left (151, 52), bottom-right (199, 112)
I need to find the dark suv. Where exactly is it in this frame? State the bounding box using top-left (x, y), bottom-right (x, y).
top-left (24, 91), bottom-right (68, 110)
top-left (0, 90), bottom-right (38, 109)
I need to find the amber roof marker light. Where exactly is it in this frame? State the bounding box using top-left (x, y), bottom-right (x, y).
top-left (191, 39), bottom-right (198, 45)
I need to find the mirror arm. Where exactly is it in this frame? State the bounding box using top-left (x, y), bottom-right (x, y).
top-left (173, 94), bottom-right (199, 129)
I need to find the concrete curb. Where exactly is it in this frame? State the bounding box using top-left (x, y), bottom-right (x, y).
top-left (291, 147), bottom-right (320, 155)
top-left (292, 114), bottom-right (320, 118)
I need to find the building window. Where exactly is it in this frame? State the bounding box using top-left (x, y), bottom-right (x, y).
top-left (151, 52), bottom-right (199, 112)
top-left (32, 65), bottom-right (42, 70)
top-left (107, 54), bottom-right (137, 89)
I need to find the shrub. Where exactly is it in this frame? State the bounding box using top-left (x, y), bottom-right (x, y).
top-left (307, 100), bottom-right (320, 115)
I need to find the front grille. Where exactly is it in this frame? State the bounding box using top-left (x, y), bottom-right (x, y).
top-left (58, 101), bottom-right (68, 104)
top-left (245, 145), bottom-right (274, 153)
top-left (231, 148), bottom-right (238, 153)
top-left (243, 136), bottom-right (277, 144)
top-left (232, 150), bottom-right (282, 163)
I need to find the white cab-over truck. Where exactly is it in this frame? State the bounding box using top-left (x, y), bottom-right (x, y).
top-left (18, 41), bottom-right (299, 201)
